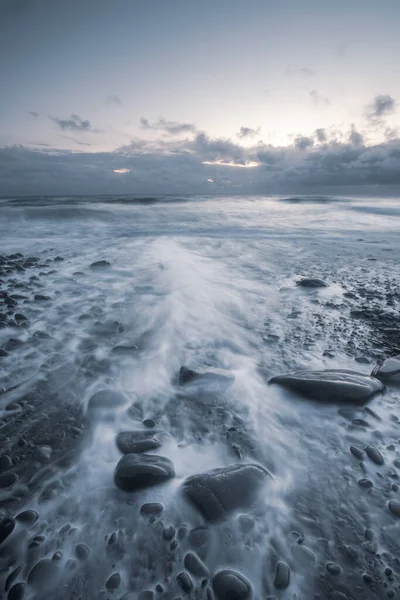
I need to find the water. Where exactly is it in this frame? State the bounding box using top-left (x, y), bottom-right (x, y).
top-left (0, 194), bottom-right (400, 599)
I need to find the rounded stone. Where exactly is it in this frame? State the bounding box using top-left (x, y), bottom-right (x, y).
top-left (177, 571), bottom-right (193, 593)
top-left (0, 508), bottom-right (15, 545)
top-left (326, 562), bottom-right (341, 576)
top-left (365, 446), bottom-right (384, 466)
top-left (212, 569), bottom-right (252, 600)
top-left (184, 552), bottom-right (209, 578)
top-left (114, 453), bottom-right (174, 491)
top-left (116, 431), bottom-right (161, 454)
top-left (140, 503), bottom-right (164, 515)
top-left (350, 445), bottom-right (364, 459)
top-left (274, 561), bottom-right (290, 589)
top-left (358, 478), bottom-right (373, 489)
top-left (0, 472), bottom-right (18, 488)
top-left (16, 509), bottom-right (39, 527)
top-left (388, 500), bottom-right (400, 517)
top-left (88, 389), bottom-right (127, 411)
top-left (163, 525), bottom-right (175, 541)
top-left (0, 455), bottom-right (12, 471)
top-left (106, 572), bottom-right (121, 590)
top-left (8, 582), bottom-right (25, 600)
top-left (75, 543), bottom-right (90, 560)
top-left (27, 559), bottom-right (58, 589)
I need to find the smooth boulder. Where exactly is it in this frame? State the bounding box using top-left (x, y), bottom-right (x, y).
top-left (296, 278), bottom-right (327, 288)
top-left (116, 431), bottom-right (162, 454)
top-left (372, 356), bottom-right (400, 382)
top-left (183, 464), bottom-right (270, 522)
top-left (87, 389), bottom-right (127, 412)
top-left (179, 366), bottom-right (234, 392)
top-left (269, 369), bottom-right (384, 404)
top-left (90, 260), bottom-right (111, 269)
top-left (114, 453), bottom-right (174, 491)
top-left (212, 569), bottom-right (252, 600)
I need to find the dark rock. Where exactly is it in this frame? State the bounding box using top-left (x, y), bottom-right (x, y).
top-left (114, 453), bottom-right (175, 491)
top-left (0, 348), bottom-right (9, 357)
top-left (143, 418), bottom-right (156, 428)
top-left (326, 562), bottom-right (341, 576)
top-left (177, 571), bottom-right (193, 593)
top-left (372, 356), bottom-right (400, 382)
top-left (90, 260), bottom-right (111, 269)
top-left (5, 565), bottom-right (23, 591)
top-left (34, 294), bottom-right (51, 301)
top-left (183, 464), bottom-right (270, 522)
top-left (54, 256), bottom-right (64, 262)
top-left (388, 500), bottom-right (400, 517)
top-left (75, 543), bottom-right (90, 560)
top-left (8, 583), bottom-right (25, 600)
top-left (106, 573), bottom-right (121, 590)
top-left (184, 552), bottom-right (209, 578)
top-left (52, 552), bottom-right (62, 561)
top-left (16, 509), bottom-right (39, 527)
top-left (163, 525), bottom-right (175, 541)
top-left (140, 503), bottom-right (164, 515)
top-left (269, 369), bottom-right (384, 404)
top-left (4, 338), bottom-right (25, 351)
top-left (116, 431), bottom-right (162, 454)
top-left (385, 567), bottom-right (393, 577)
top-left (0, 454), bottom-right (12, 471)
top-left (27, 559), bottom-right (58, 589)
top-left (0, 508), bottom-right (15, 544)
top-left (88, 389), bottom-right (127, 411)
top-left (350, 445), bottom-right (364, 459)
top-left (358, 478), bottom-right (373, 488)
top-left (137, 592), bottom-right (153, 600)
top-left (179, 365), bottom-right (234, 391)
top-left (296, 278), bottom-right (327, 288)
top-left (365, 445), bottom-right (384, 465)
top-left (274, 561), bottom-right (290, 589)
top-left (111, 345), bottom-right (139, 355)
top-left (212, 569), bottom-right (252, 600)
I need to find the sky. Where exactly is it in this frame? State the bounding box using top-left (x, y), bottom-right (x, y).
top-left (1, 0), bottom-right (400, 195)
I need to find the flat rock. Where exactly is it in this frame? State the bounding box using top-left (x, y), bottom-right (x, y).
top-left (116, 431), bottom-right (162, 454)
top-left (178, 365), bottom-right (234, 392)
top-left (372, 356), bottom-right (400, 382)
top-left (114, 453), bottom-right (175, 491)
top-left (269, 369), bottom-right (384, 404)
top-left (88, 389), bottom-right (127, 411)
top-left (183, 464), bottom-right (270, 522)
top-left (212, 569), bottom-right (252, 600)
top-left (296, 278), bottom-right (327, 288)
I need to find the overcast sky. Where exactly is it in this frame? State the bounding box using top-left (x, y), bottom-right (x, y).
top-left (1, 0), bottom-right (400, 195)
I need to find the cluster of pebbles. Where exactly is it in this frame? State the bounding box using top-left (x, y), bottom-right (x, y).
top-left (1, 256), bottom-right (400, 599)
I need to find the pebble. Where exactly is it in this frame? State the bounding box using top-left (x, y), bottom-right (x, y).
top-left (274, 561), bottom-right (291, 589)
top-left (163, 525), bottom-right (175, 541)
top-left (90, 260), bottom-right (111, 269)
top-left (27, 559), bottom-right (58, 589)
top-left (366, 445), bottom-right (384, 465)
top-left (184, 552), bottom-right (209, 578)
top-left (114, 453), bottom-right (175, 491)
top-left (350, 445), bottom-right (364, 459)
top-left (116, 431), bottom-right (162, 454)
top-left (388, 500), bottom-right (400, 517)
top-left (212, 569), bottom-right (252, 600)
top-left (52, 552), bottom-right (62, 561)
top-left (5, 565), bottom-right (23, 592)
top-left (0, 454), bottom-right (12, 471)
top-left (297, 278), bottom-right (327, 288)
top-left (143, 418), bottom-right (156, 428)
top-left (75, 543), bottom-right (90, 560)
top-left (0, 472), bottom-right (18, 488)
top-left (177, 571), bottom-right (194, 593)
top-left (326, 562), bottom-right (341, 576)
top-left (140, 503), bottom-right (164, 515)
top-left (16, 509), bottom-right (39, 527)
top-left (0, 508), bottom-right (15, 544)
top-left (358, 478), bottom-right (373, 489)
top-left (291, 544), bottom-right (315, 565)
top-left (106, 572), bottom-right (121, 590)
top-left (8, 583), bottom-right (25, 600)
top-left (363, 572), bottom-right (373, 584)
top-left (385, 567), bottom-right (393, 577)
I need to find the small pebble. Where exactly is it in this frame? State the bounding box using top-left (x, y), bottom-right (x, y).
top-left (350, 445), bottom-right (364, 459)
top-left (143, 418), bottom-right (156, 428)
top-left (358, 478), bottom-right (373, 489)
top-left (365, 445), bottom-right (384, 465)
top-left (326, 562), bottom-right (341, 576)
top-left (177, 571), bottom-right (193, 593)
top-left (163, 525), bottom-right (175, 541)
top-left (388, 500), bottom-right (400, 517)
top-left (106, 573), bottom-right (121, 590)
top-left (274, 562), bottom-right (291, 589)
top-left (75, 543), bottom-right (90, 560)
top-left (140, 503), bottom-right (164, 515)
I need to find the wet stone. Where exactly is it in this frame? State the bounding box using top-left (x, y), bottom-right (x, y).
top-left (8, 583), bottom-right (25, 600)
top-left (75, 543), bottom-right (90, 560)
top-left (27, 559), bottom-right (58, 589)
top-left (365, 445), bottom-right (384, 465)
top-left (177, 571), bottom-right (194, 593)
top-left (269, 369), bottom-right (384, 404)
top-left (34, 294), bottom-right (51, 301)
top-left (5, 565), bottom-right (23, 592)
top-left (179, 365), bottom-right (234, 392)
top-left (184, 552), bottom-right (209, 578)
top-left (358, 478), bottom-right (373, 489)
top-left (163, 525), bottom-right (175, 541)
top-left (0, 507), bottom-right (15, 544)
top-left (106, 572), bottom-right (121, 590)
top-left (88, 389), bottom-right (127, 411)
top-left (350, 445), bottom-right (364, 459)
top-left (114, 453), bottom-right (175, 491)
top-left (388, 500), bottom-right (400, 517)
top-left (212, 569), bottom-right (252, 600)
top-left (326, 562), bottom-right (341, 576)
top-left (140, 503), bottom-right (164, 515)
top-left (274, 562), bottom-right (290, 589)
top-left (0, 454), bottom-right (12, 471)
top-left (90, 260), bottom-right (111, 269)
top-left (296, 277), bottom-right (327, 288)
top-left (143, 418), bottom-right (156, 428)
top-left (372, 355), bottom-right (400, 382)
top-left (116, 431), bottom-right (162, 454)
top-left (16, 509), bottom-right (39, 527)
top-left (52, 552), bottom-right (62, 561)
top-left (291, 544), bottom-right (315, 565)
top-left (183, 464), bottom-right (269, 522)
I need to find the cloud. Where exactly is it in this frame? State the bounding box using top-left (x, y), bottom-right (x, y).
top-left (237, 126), bottom-right (260, 139)
top-left (50, 114), bottom-right (94, 133)
top-left (315, 128), bottom-right (327, 143)
top-left (366, 95), bottom-right (396, 122)
top-left (286, 67), bottom-right (316, 78)
top-left (348, 125), bottom-right (364, 146)
top-left (106, 95), bottom-right (122, 106)
top-left (310, 89), bottom-right (330, 106)
top-left (140, 117), bottom-right (196, 136)
top-left (29, 111), bottom-right (38, 118)
top-left (294, 135), bottom-right (314, 150)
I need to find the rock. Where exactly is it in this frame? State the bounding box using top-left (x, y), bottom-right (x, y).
top-left (350, 445), bottom-right (364, 459)
top-left (212, 569), bottom-right (252, 600)
top-left (326, 562), bottom-right (341, 576)
top-left (52, 552), bottom-right (62, 561)
top-left (88, 389), bottom-right (127, 411)
top-left (106, 573), bottom-right (121, 590)
top-left (372, 356), bottom-right (400, 382)
top-left (0, 508), bottom-right (15, 545)
top-left (27, 559), bottom-right (58, 589)
top-left (8, 583), bottom-right (25, 600)
top-left (16, 509), bottom-right (39, 527)
top-left (179, 365), bottom-right (234, 392)
top-left (116, 431), bottom-right (162, 454)
top-left (188, 527), bottom-right (211, 559)
top-left (365, 445), bottom-right (384, 465)
top-left (90, 260), bottom-right (111, 269)
top-left (0, 454), bottom-right (12, 471)
top-left (75, 543), bottom-right (90, 560)
top-left (388, 500), bottom-right (400, 517)
top-left (0, 472), bottom-right (18, 488)
top-left (143, 418), bottom-right (156, 428)
top-left (111, 345), bottom-right (139, 355)
top-left (34, 446), bottom-right (52, 462)
top-left (268, 369), bottom-right (384, 404)
top-left (274, 562), bottom-right (290, 589)
top-left (137, 592), bottom-right (153, 600)
top-left (358, 478), bottom-right (373, 489)
top-left (177, 571), bottom-right (193, 592)
top-left (184, 552), bottom-right (209, 578)
top-left (163, 525), bottom-right (175, 541)
top-left (140, 503), bottom-right (164, 515)
top-left (114, 453), bottom-right (175, 491)
top-left (291, 544), bottom-right (315, 565)
top-left (183, 464), bottom-right (270, 522)
top-left (296, 278), bottom-right (327, 288)
top-left (34, 294), bottom-right (51, 301)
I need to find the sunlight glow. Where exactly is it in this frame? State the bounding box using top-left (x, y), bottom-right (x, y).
top-left (113, 168), bottom-right (131, 174)
top-left (202, 160), bottom-right (260, 168)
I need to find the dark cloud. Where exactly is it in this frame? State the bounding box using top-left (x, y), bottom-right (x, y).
top-left (106, 95), bottom-right (122, 106)
top-left (310, 89), bottom-right (330, 106)
top-left (29, 111), bottom-right (38, 118)
top-left (50, 114), bottom-right (93, 133)
top-left (366, 95), bottom-right (396, 121)
top-left (294, 135), bottom-right (314, 150)
top-left (237, 126), bottom-right (260, 139)
top-left (315, 128), bottom-right (327, 143)
top-left (140, 117), bottom-right (196, 136)
top-left (348, 125), bottom-right (364, 146)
